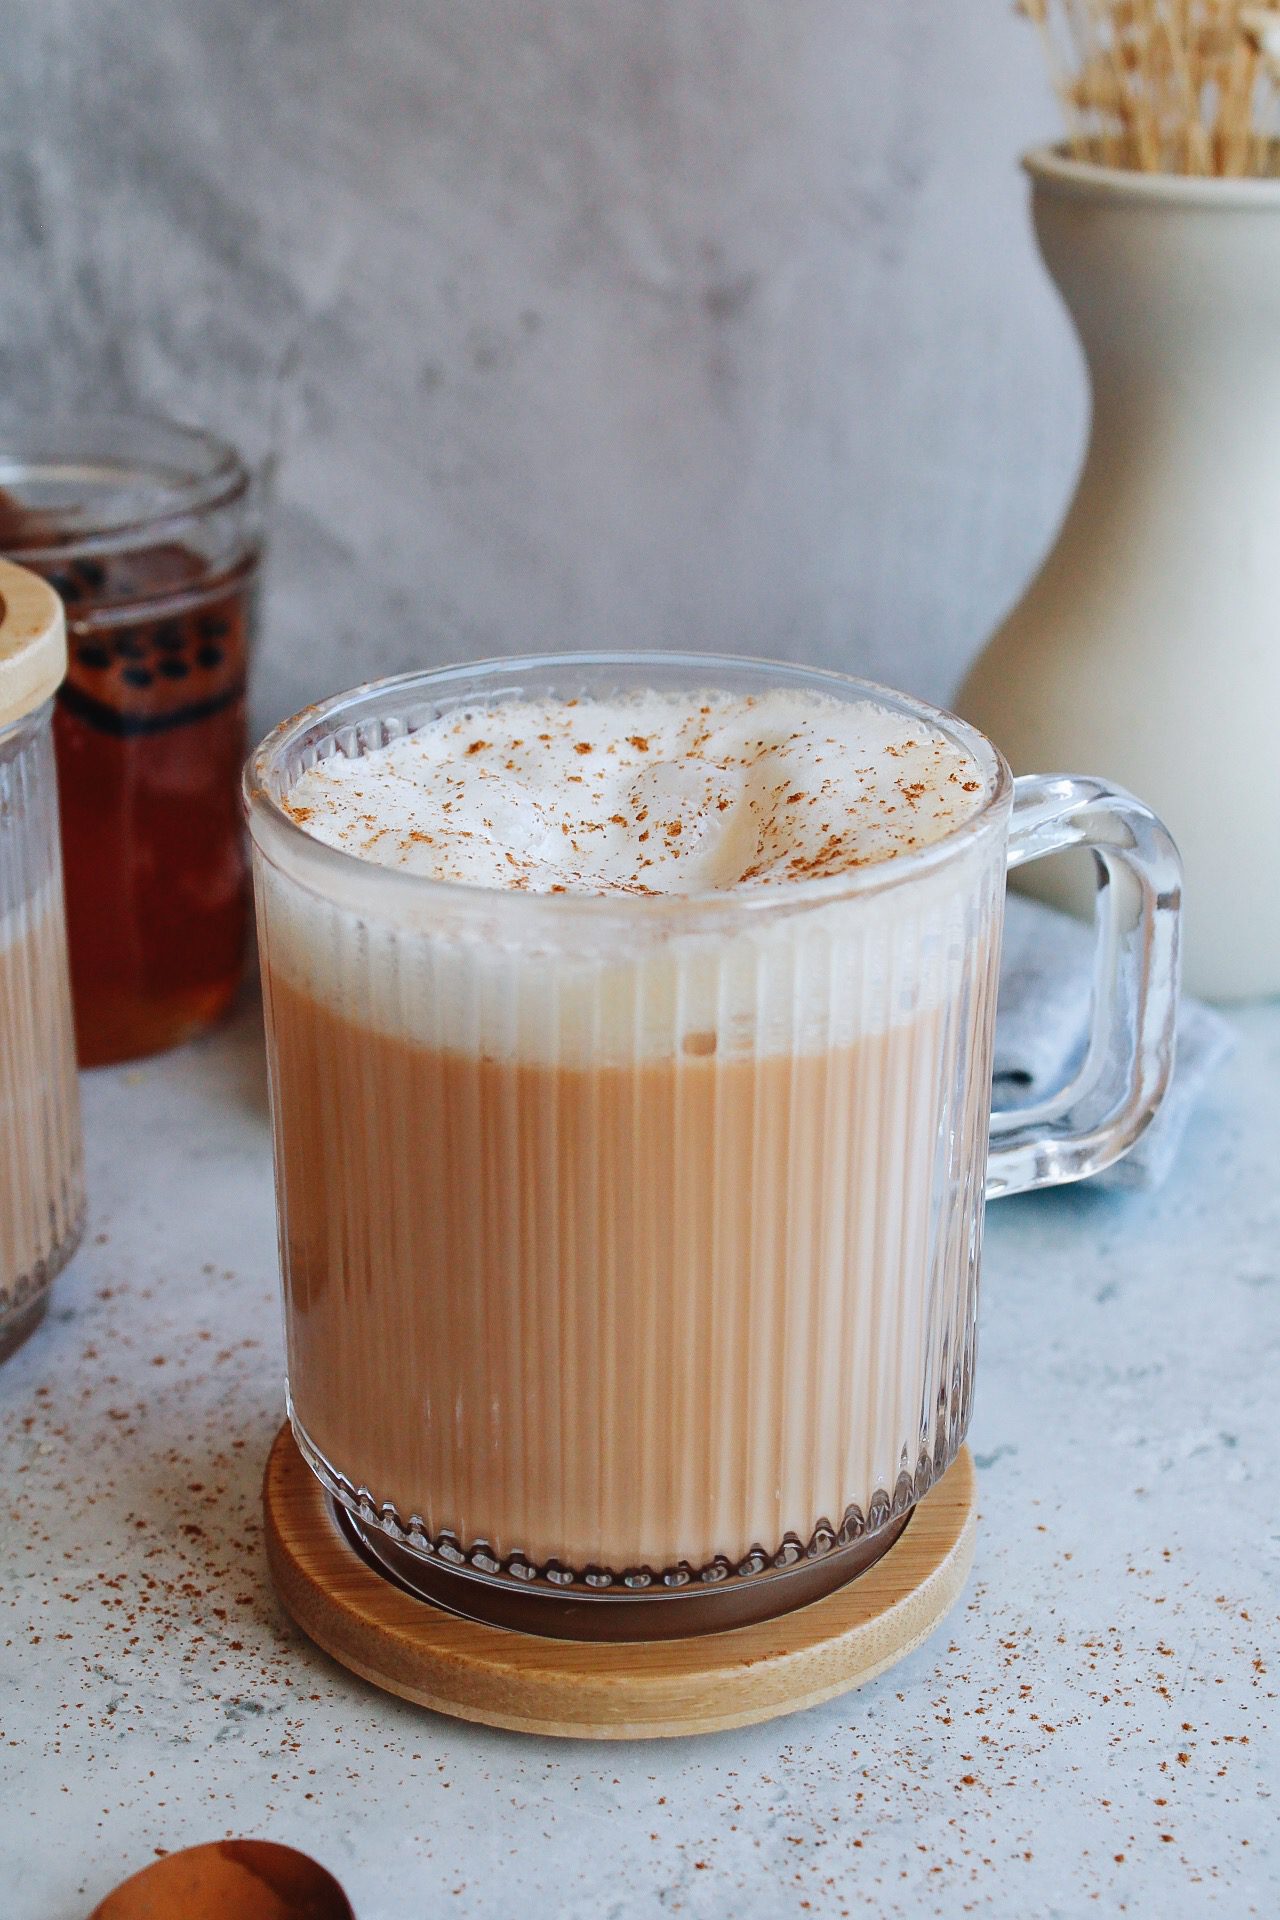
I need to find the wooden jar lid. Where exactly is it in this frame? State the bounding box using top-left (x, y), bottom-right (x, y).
top-left (264, 1424), bottom-right (976, 1740)
top-left (0, 558), bottom-right (65, 729)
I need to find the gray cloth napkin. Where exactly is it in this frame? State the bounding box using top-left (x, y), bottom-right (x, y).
top-left (993, 893), bottom-right (1234, 1193)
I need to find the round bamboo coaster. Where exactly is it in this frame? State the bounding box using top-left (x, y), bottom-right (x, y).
top-left (263, 1424), bottom-right (976, 1740)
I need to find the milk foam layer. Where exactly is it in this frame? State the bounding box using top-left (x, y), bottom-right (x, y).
top-left (283, 690), bottom-right (990, 895)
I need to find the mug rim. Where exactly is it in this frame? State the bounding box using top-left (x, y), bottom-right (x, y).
top-left (245, 649), bottom-right (1013, 918)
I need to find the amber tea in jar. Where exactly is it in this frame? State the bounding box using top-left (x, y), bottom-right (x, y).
top-left (0, 417), bottom-right (263, 1065)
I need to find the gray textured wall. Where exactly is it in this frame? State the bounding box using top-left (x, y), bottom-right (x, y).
top-left (1, 1), bottom-right (1083, 731)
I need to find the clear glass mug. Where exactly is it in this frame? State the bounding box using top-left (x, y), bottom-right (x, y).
top-left (246, 653), bottom-right (1180, 1639)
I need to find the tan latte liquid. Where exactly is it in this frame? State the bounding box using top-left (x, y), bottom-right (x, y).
top-left (266, 958), bottom-right (997, 1572)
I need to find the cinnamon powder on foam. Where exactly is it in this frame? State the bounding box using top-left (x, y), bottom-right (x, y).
top-left (282, 689), bottom-right (990, 895)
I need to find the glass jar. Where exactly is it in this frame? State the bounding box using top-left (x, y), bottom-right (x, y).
top-left (0, 560), bottom-right (85, 1359)
top-left (0, 416), bottom-right (263, 1065)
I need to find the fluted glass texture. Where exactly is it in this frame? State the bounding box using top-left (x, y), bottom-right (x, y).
top-left (0, 703), bottom-right (85, 1342)
top-left (250, 659), bottom-right (1009, 1588)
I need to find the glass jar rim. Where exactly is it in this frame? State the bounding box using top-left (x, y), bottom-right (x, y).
top-left (0, 413), bottom-right (253, 562)
top-left (245, 651), bottom-right (1013, 921)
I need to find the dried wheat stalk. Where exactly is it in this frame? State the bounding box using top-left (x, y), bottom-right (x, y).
top-left (1019, 0), bottom-right (1280, 173)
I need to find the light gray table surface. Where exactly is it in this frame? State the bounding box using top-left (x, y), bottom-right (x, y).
top-left (3, 992), bottom-right (1276, 1919)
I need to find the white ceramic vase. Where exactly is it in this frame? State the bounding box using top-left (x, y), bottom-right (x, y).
top-left (959, 146), bottom-right (1280, 1002)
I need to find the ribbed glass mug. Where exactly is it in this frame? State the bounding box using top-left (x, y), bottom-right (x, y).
top-left (0, 561), bottom-right (85, 1360)
top-left (246, 653), bottom-right (1180, 1638)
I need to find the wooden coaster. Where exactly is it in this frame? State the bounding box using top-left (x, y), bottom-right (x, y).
top-left (263, 1425), bottom-right (976, 1740)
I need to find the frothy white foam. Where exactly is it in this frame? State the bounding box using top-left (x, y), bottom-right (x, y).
top-left (257, 689), bottom-right (1001, 1064)
top-left (283, 690), bottom-right (989, 895)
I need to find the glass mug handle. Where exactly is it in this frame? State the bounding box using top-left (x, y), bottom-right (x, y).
top-left (986, 774), bottom-right (1182, 1200)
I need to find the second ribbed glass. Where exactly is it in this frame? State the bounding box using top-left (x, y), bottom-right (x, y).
top-left (0, 702), bottom-right (84, 1359)
top-left (247, 655), bottom-right (1010, 1635)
